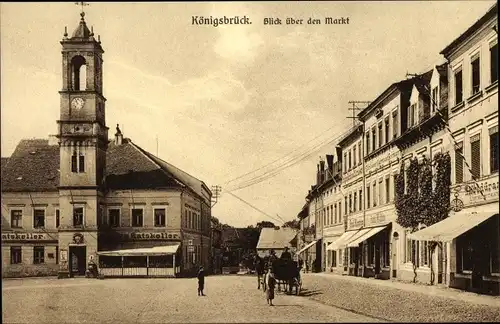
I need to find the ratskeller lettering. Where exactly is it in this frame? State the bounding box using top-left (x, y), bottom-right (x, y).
top-left (192, 15), bottom-right (251, 27)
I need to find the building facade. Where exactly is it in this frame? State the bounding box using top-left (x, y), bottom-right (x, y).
top-left (411, 4), bottom-right (498, 295)
top-left (1, 13), bottom-right (212, 278)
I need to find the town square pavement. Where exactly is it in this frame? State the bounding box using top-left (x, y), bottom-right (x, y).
top-left (3, 273), bottom-right (500, 323)
top-left (2, 275), bottom-right (378, 323)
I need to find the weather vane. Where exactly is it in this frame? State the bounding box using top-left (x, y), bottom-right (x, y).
top-left (75, 2), bottom-right (89, 15)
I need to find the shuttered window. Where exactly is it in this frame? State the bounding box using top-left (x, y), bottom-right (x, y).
top-left (490, 126), bottom-right (499, 173)
top-left (470, 134), bottom-right (481, 179)
top-left (455, 142), bottom-right (464, 183)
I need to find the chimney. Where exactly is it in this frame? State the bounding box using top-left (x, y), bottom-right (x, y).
top-left (319, 160), bottom-right (325, 183)
top-left (114, 124), bottom-right (123, 145)
top-left (316, 163), bottom-right (320, 185)
top-left (326, 154), bottom-right (334, 180)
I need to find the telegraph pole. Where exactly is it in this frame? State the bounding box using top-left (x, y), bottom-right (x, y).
top-left (211, 185), bottom-right (221, 207)
top-left (347, 101), bottom-right (371, 126)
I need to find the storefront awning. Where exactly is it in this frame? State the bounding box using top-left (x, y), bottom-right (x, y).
top-left (347, 225), bottom-right (388, 248)
top-left (326, 230), bottom-right (359, 251)
top-left (97, 244), bottom-right (180, 256)
top-left (296, 240), bottom-right (317, 254)
top-left (408, 212), bottom-right (497, 242)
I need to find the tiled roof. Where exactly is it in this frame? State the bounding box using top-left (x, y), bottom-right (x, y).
top-left (1, 139), bottom-right (60, 192)
top-left (1, 138), bottom-right (204, 193)
top-left (1, 157), bottom-right (10, 173)
top-left (257, 227), bottom-right (297, 250)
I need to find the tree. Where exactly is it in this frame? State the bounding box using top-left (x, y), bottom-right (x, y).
top-left (283, 219), bottom-right (300, 230)
top-left (256, 221), bottom-right (276, 229)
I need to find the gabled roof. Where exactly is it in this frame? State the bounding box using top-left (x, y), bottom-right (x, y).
top-left (413, 69), bottom-right (434, 101)
top-left (256, 227), bottom-right (297, 250)
top-left (1, 138), bottom-right (207, 198)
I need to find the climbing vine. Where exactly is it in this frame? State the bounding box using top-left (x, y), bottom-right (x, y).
top-left (395, 152), bottom-right (451, 231)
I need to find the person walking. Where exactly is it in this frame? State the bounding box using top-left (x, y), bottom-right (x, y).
top-left (197, 266), bottom-right (205, 296)
top-left (265, 266), bottom-right (276, 306)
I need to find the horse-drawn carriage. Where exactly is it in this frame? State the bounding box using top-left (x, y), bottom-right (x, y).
top-left (255, 256), bottom-right (302, 295)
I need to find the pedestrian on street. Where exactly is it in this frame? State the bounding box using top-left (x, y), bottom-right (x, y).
top-left (265, 266), bottom-right (276, 306)
top-left (197, 266), bottom-right (205, 296)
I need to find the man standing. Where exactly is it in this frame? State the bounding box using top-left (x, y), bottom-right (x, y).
top-left (197, 266), bottom-right (205, 296)
top-left (280, 246), bottom-right (292, 262)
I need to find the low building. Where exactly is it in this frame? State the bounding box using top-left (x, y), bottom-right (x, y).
top-left (256, 227), bottom-right (297, 258)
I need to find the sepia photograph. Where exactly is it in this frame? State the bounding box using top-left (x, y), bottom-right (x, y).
top-left (1, 1), bottom-right (499, 323)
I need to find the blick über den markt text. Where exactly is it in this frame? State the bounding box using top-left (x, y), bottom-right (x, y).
top-left (191, 15), bottom-right (350, 27)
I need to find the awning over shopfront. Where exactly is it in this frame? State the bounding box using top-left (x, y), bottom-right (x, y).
top-left (326, 230), bottom-right (359, 251)
top-left (347, 225), bottom-right (388, 248)
top-left (296, 240), bottom-right (317, 254)
top-left (408, 211), bottom-right (497, 242)
top-left (97, 244), bottom-right (180, 256)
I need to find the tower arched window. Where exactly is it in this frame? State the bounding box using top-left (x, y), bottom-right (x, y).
top-left (71, 149), bottom-right (85, 173)
top-left (71, 55), bottom-right (87, 91)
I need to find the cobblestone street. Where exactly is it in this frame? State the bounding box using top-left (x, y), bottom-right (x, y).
top-left (2, 275), bottom-right (378, 323)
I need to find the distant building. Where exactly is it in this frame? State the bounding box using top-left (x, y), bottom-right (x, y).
top-left (256, 227), bottom-right (297, 258)
top-left (1, 12), bottom-right (212, 278)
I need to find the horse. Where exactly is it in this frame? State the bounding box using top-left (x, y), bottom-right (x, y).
top-left (254, 255), bottom-right (266, 290)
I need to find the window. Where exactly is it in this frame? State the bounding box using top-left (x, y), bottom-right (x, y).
top-left (10, 246), bottom-right (22, 264)
top-left (154, 209), bottom-right (166, 227)
top-left (393, 174), bottom-right (398, 200)
top-left (338, 201), bottom-right (341, 220)
top-left (366, 185), bottom-right (370, 209)
top-left (366, 132), bottom-right (371, 154)
top-left (490, 126), bottom-right (499, 173)
top-left (56, 246), bottom-right (59, 264)
top-left (372, 182), bottom-right (377, 207)
top-left (348, 194), bottom-right (352, 214)
top-left (385, 177), bottom-right (390, 203)
top-left (71, 153), bottom-right (78, 173)
top-left (471, 55), bottom-right (481, 95)
top-left (431, 87), bottom-right (439, 112)
top-left (10, 210), bottom-right (22, 228)
top-left (490, 42), bottom-right (498, 84)
top-left (334, 204), bottom-right (337, 223)
top-left (56, 209), bottom-right (60, 228)
top-left (109, 209), bottom-right (120, 227)
top-left (33, 209), bottom-right (45, 228)
top-left (348, 150), bottom-right (352, 170)
top-left (358, 142), bottom-right (362, 164)
top-left (379, 179), bottom-right (383, 205)
top-left (421, 241), bottom-right (429, 267)
top-left (131, 208), bottom-right (143, 227)
top-left (457, 235), bottom-right (473, 273)
top-left (184, 210), bottom-right (188, 227)
top-left (384, 117), bottom-right (390, 145)
top-left (455, 142), bottom-right (464, 183)
top-left (34, 246), bottom-right (44, 264)
top-left (408, 104), bottom-right (416, 127)
top-left (353, 146), bottom-right (357, 167)
top-left (470, 134), bottom-right (481, 179)
top-left (344, 197), bottom-right (348, 215)
top-left (392, 110), bottom-right (399, 139)
top-left (73, 207), bottom-right (83, 227)
top-left (79, 154), bottom-right (85, 173)
top-left (344, 153), bottom-right (347, 172)
top-left (405, 232), bottom-right (412, 263)
top-left (331, 250), bottom-right (337, 267)
top-left (353, 192), bottom-right (357, 213)
top-left (454, 68), bottom-right (463, 104)
top-left (359, 189), bottom-right (362, 211)
top-left (378, 122), bottom-right (383, 147)
top-left (372, 127), bottom-right (376, 151)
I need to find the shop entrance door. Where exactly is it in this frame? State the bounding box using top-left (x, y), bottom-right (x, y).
top-left (69, 246), bottom-right (87, 277)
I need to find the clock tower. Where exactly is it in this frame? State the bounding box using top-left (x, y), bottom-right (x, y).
top-left (56, 11), bottom-right (108, 278)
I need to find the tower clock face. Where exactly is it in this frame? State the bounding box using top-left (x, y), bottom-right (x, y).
top-left (71, 97), bottom-right (85, 111)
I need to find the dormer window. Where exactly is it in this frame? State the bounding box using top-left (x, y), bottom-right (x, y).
top-left (408, 103), bottom-right (417, 128)
top-left (431, 86), bottom-right (439, 113)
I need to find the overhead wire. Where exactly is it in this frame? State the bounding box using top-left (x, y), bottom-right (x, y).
top-left (227, 124), bottom-right (355, 191)
top-left (223, 122), bottom-right (345, 186)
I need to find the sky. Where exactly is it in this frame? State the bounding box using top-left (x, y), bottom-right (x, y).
top-left (1, 1), bottom-right (495, 227)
